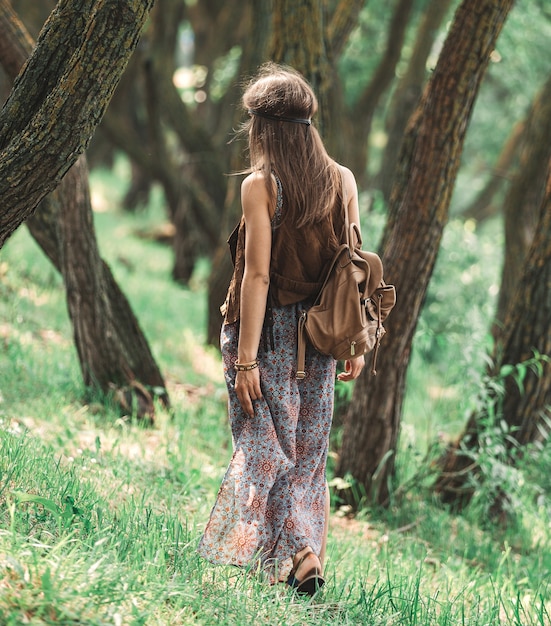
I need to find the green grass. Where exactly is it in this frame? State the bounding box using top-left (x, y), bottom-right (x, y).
top-left (1, 169), bottom-right (550, 624)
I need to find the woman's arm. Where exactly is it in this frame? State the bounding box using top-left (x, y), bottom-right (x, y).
top-left (234, 173), bottom-right (273, 417)
top-left (340, 164), bottom-right (362, 241)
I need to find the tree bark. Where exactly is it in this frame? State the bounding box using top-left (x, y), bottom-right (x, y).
top-left (0, 0), bottom-right (168, 419)
top-left (271, 0), bottom-right (333, 135)
top-left (0, 0), bottom-right (154, 247)
top-left (336, 0), bottom-right (515, 507)
top-left (434, 158), bottom-right (551, 507)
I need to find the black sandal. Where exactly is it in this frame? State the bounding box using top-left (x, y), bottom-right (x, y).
top-left (286, 548), bottom-right (325, 596)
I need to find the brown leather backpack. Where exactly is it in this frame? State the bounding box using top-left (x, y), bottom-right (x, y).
top-left (296, 206), bottom-right (396, 378)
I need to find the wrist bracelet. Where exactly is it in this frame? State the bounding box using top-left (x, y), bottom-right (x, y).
top-left (234, 360), bottom-right (259, 372)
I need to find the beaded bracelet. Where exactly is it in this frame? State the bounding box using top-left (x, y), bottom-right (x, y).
top-left (234, 360), bottom-right (259, 372)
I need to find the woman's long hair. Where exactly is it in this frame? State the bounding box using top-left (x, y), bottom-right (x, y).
top-left (241, 63), bottom-right (341, 229)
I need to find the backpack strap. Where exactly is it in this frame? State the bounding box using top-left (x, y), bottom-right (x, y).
top-left (370, 291), bottom-right (384, 376)
top-left (297, 310), bottom-right (307, 379)
top-left (296, 171), bottom-right (350, 379)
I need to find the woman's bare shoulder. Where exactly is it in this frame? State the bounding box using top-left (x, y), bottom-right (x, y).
top-left (241, 172), bottom-right (271, 219)
top-left (337, 163), bottom-right (356, 184)
top-left (241, 171), bottom-right (266, 194)
top-left (336, 163), bottom-right (357, 196)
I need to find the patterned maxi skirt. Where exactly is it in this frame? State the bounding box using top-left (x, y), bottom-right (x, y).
top-left (197, 301), bottom-right (336, 581)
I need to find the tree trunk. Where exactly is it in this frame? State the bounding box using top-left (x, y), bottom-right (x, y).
top-left (493, 73), bottom-right (551, 336)
top-left (59, 157), bottom-right (169, 419)
top-left (123, 161), bottom-right (152, 211)
top-left (497, 172), bottom-right (551, 441)
top-left (271, 0), bottom-right (333, 135)
top-left (336, 0), bottom-right (515, 507)
top-left (147, 0), bottom-right (198, 283)
top-left (378, 0), bottom-right (454, 201)
top-left (0, 0), bottom-right (154, 247)
top-left (0, 0), bottom-right (168, 419)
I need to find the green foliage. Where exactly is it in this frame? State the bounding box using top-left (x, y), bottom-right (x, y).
top-left (339, 2), bottom-right (395, 107)
top-left (414, 217), bottom-right (500, 370)
top-left (397, 216), bottom-right (502, 462)
top-left (1, 415), bottom-right (551, 624)
top-left (438, 352), bottom-right (551, 527)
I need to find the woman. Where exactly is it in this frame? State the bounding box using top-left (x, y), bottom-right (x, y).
top-left (198, 63), bottom-right (364, 595)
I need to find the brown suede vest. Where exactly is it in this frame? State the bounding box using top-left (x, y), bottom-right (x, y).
top-left (221, 185), bottom-right (345, 325)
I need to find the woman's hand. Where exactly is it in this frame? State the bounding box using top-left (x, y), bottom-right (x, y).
top-left (337, 355), bottom-right (365, 382)
top-left (234, 368), bottom-right (263, 418)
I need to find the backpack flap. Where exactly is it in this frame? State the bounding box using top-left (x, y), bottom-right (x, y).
top-left (355, 248), bottom-right (383, 298)
top-left (365, 283), bottom-right (396, 324)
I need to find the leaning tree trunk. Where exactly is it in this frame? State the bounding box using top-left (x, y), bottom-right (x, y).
top-left (0, 0), bottom-right (154, 246)
top-left (145, 0), bottom-right (198, 283)
top-left (433, 174), bottom-right (551, 508)
top-left (0, 0), bottom-right (168, 419)
top-left (336, 0), bottom-right (515, 507)
top-left (59, 157), bottom-right (169, 419)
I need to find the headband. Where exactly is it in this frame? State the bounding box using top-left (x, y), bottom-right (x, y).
top-left (248, 108), bottom-right (311, 126)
